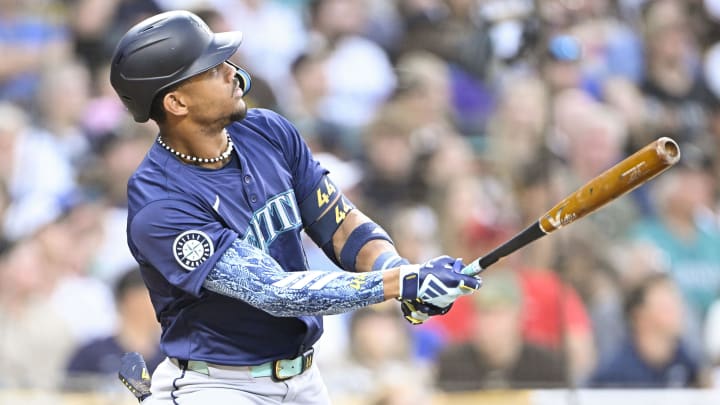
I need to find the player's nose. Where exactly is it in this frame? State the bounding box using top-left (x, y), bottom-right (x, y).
top-left (222, 62), bottom-right (236, 82)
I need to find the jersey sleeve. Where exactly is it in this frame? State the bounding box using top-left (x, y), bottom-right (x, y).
top-left (128, 199), bottom-right (239, 297)
top-left (265, 110), bottom-right (328, 202)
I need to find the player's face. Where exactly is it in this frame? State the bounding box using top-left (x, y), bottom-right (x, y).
top-left (178, 61), bottom-right (248, 126)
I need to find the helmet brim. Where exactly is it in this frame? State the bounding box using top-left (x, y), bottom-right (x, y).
top-left (186, 30), bottom-right (244, 80)
top-left (211, 31), bottom-right (244, 57)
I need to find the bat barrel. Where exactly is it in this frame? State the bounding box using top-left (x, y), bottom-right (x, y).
top-left (461, 137), bottom-right (681, 278)
top-left (538, 137), bottom-right (680, 233)
top-left (656, 137), bottom-right (680, 164)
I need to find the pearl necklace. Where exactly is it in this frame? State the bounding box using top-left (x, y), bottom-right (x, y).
top-left (157, 131), bottom-right (234, 164)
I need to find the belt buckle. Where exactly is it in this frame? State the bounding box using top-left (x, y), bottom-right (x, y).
top-left (271, 348), bottom-right (314, 382)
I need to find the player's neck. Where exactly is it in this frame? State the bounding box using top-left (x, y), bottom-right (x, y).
top-left (158, 122), bottom-right (232, 168)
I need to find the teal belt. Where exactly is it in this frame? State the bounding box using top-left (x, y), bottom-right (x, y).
top-left (174, 348), bottom-right (314, 382)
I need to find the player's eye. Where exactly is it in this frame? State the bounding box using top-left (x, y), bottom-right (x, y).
top-left (205, 66), bottom-right (220, 78)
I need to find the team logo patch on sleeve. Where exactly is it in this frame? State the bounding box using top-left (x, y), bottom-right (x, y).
top-left (173, 230), bottom-right (214, 271)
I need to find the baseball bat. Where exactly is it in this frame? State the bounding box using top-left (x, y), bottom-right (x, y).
top-left (462, 137), bottom-right (681, 277)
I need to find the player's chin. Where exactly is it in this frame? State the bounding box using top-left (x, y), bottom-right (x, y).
top-left (230, 101), bottom-right (247, 122)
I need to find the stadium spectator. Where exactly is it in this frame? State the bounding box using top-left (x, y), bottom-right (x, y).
top-left (639, 0), bottom-right (716, 160)
top-left (539, 34), bottom-right (585, 95)
top-left (321, 303), bottom-right (429, 400)
top-left (82, 124), bottom-right (155, 283)
top-left (35, 59), bottom-right (93, 168)
top-left (307, 0), bottom-right (396, 132)
top-left (0, 0), bottom-right (71, 108)
top-left (65, 0), bottom-right (161, 77)
top-left (517, 266), bottom-right (597, 384)
top-left (0, 102), bottom-right (76, 241)
top-left (35, 202), bottom-right (117, 345)
top-left (589, 273), bottom-right (709, 387)
top-left (629, 164), bottom-right (720, 326)
top-left (483, 75), bottom-right (550, 187)
top-left (283, 50), bottom-right (346, 156)
top-left (0, 238), bottom-right (75, 389)
top-left (208, 0), bottom-right (308, 93)
top-left (435, 271), bottom-right (566, 391)
top-left (65, 268), bottom-right (162, 391)
top-left (397, 0), bottom-right (492, 80)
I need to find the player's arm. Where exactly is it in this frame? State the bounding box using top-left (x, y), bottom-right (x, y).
top-left (299, 174), bottom-right (407, 273)
top-left (202, 238), bottom-right (480, 317)
top-left (331, 209), bottom-right (404, 273)
top-left (129, 193), bottom-right (479, 320)
top-left (328, 210), bottom-right (453, 323)
top-left (299, 175), bottom-right (463, 323)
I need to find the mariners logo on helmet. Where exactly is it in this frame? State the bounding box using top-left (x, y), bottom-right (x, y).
top-left (173, 230), bottom-right (214, 271)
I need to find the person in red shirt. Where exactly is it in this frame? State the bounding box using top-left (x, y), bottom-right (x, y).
top-left (518, 266), bottom-right (596, 383)
top-left (425, 264), bottom-right (595, 384)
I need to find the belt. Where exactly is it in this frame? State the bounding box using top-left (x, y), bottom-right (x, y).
top-left (173, 348), bottom-right (314, 382)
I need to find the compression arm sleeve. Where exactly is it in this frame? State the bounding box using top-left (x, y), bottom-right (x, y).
top-left (203, 239), bottom-right (385, 317)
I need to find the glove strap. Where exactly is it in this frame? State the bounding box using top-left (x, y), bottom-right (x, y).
top-left (398, 264), bottom-right (420, 301)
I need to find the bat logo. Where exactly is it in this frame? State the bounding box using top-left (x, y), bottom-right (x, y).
top-left (621, 162), bottom-right (647, 183)
top-left (545, 204), bottom-right (577, 230)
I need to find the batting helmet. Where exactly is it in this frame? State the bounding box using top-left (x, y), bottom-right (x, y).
top-left (110, 10), bottom-right (252, 123)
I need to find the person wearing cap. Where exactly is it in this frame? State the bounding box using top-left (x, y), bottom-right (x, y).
top-left (435, 271), bottom-right (565, 391)
top-left (589, 273), bottom-right (708, 388)
top-left (109, 10), bottom-right (482, 404)
top-left (540, 34), bottom-right (584, 94)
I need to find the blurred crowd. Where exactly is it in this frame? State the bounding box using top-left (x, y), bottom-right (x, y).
top-left (3, 0), bottom-right (720, 402)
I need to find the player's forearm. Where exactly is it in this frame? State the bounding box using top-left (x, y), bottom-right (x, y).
top-left (331, 209), bottom-right (398, 272)
top-left (203, 239), bottom-right (398, 317)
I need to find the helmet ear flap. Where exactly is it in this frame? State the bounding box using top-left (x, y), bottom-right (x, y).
top-left (226, 61), bottom-right (252, 96)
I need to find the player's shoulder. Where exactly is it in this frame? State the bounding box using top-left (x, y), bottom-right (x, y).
top-left (127, 146), bottom-right (170, 189)
top-left (126, 144), bottom-right (189, 212)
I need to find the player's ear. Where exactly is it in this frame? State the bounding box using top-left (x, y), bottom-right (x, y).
top-left (162, 91), bottom-right (189, 118)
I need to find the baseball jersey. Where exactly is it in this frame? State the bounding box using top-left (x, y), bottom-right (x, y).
top-left (127, 108), bottom-right (328, 366)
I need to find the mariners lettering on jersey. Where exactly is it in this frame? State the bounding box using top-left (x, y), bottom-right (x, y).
top-left (174, 230), bottom-right (215, 271)
top-left (242, 190), bottom-right (302, 252)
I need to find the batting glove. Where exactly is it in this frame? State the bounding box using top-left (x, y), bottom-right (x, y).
top-left (398, 256), bottom-right (481, 314)
top-left (400, 299), bottom-right (453, 325)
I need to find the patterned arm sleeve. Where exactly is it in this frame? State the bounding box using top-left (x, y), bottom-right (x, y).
top-left (203, 239), bottom-right (385, 317)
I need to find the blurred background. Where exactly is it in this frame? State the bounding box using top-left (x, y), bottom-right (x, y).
top-left (2, 0), bottom-right (720, 404)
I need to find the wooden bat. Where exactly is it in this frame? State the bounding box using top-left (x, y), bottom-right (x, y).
top-left (461, 137), bottom-right (681, 277)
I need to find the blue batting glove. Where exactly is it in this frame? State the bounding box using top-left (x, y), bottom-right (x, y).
top-left (398, 256), bottom-right (482, 309)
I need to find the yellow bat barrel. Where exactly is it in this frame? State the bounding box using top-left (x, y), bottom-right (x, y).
top-left (538, 137), bottom-right (680, 233)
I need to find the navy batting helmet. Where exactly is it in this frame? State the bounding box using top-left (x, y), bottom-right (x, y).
top-left (110, 10), bottom-right (252, 123)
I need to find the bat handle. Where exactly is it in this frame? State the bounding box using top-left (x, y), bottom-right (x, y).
top-left (459, 222), bottom-right (545, 278)
top-left (461, 259), bottom-right (483, 277)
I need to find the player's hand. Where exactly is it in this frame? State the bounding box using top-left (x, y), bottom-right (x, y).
top-left (398, 256), bottom-right (481, 314)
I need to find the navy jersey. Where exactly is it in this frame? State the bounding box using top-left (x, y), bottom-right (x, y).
top-left (127, 109), bottom-right (328, 366)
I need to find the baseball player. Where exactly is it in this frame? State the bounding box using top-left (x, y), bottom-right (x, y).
top-left (110, 10), bottom-right (481, 404)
